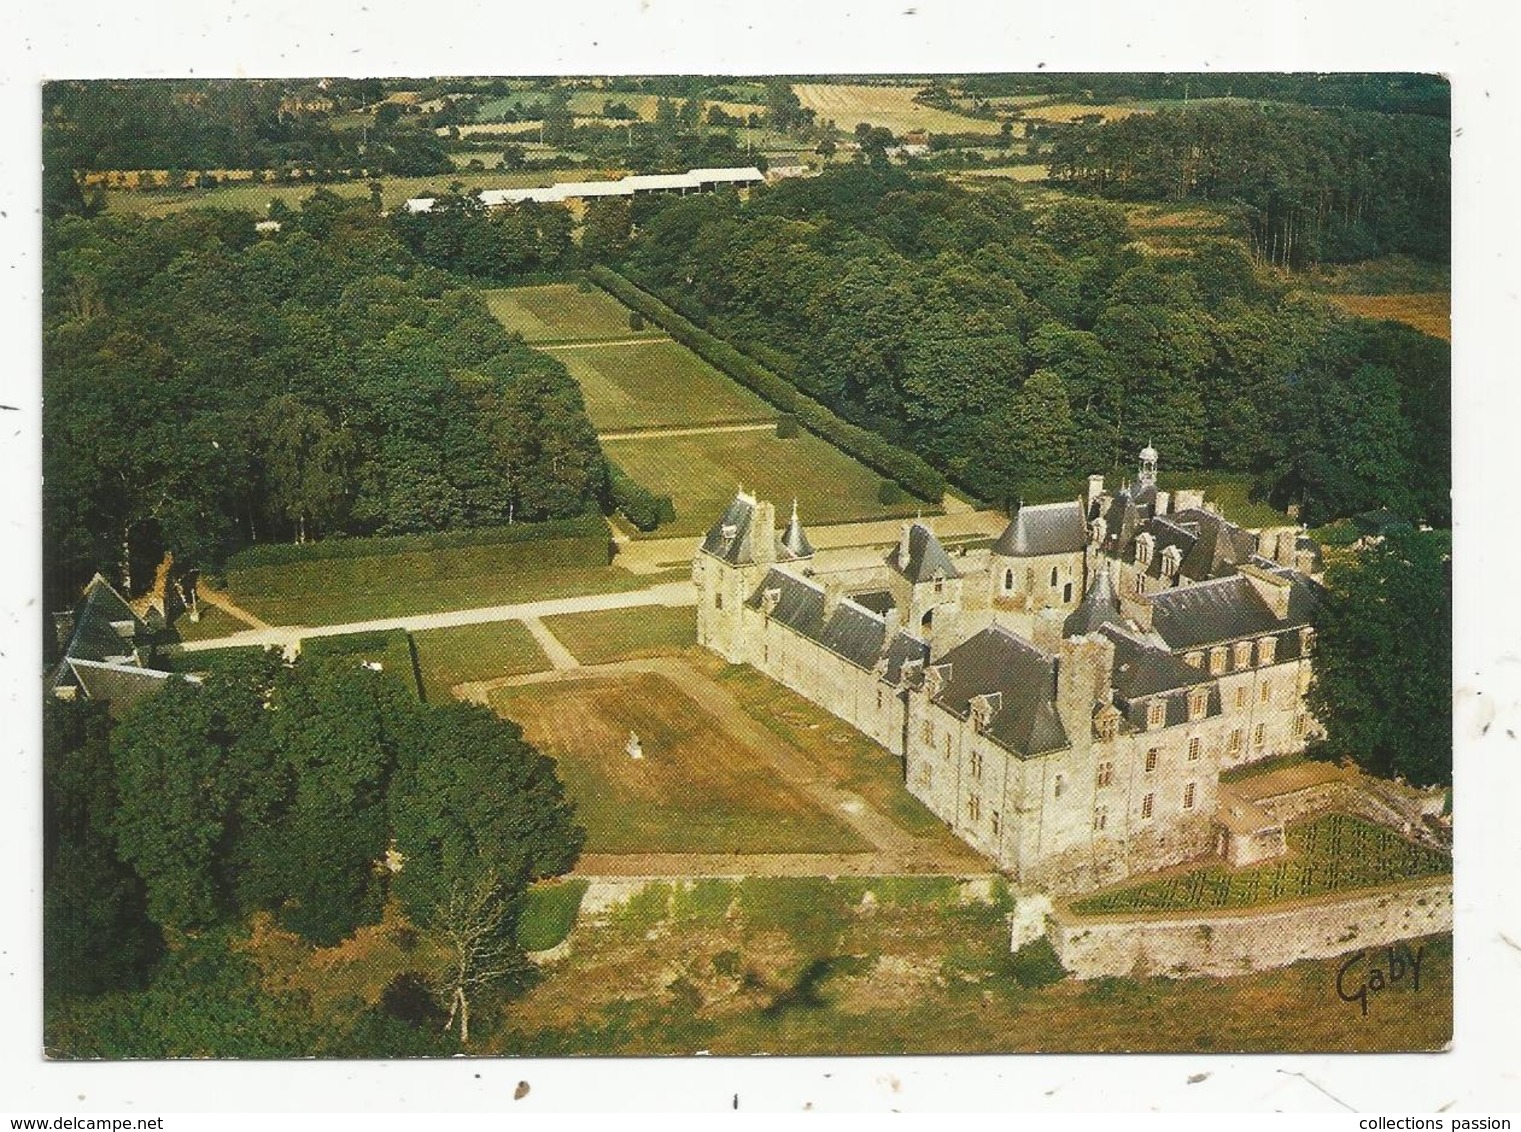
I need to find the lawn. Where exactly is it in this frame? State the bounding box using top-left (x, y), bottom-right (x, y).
top-left (480, 283), bottom-right (666, 344)
top-left (517, 879), bottom-right (591, 952)
top-left (600, 428), bottom-right (926, 538)
top-left (791, 83), bottom-right (1007, 136)
top-left (409, 620), bottom-right (549, 702)
top-left (488, 672), bottom-right (869, 854)
top-left (225, 550), bottom-right (671, 628)
top-left (168, 603), bottom-right (248, 642)
top-left (541, 605), bottom-right (694, 665)
top-left (301, 629), bottom-right (422, 699)
top-left (548, 340), bottom-right (776, 431)
top-left (1070, 814), bottom-right (1451, 916)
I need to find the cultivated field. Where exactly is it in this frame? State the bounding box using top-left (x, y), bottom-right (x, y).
top-left (489, 672), bottom-right (870, 854)
top-left (550, 341), bottom-right (777, 432)
top-left (480, 284), bottom-right (665, 344)
top-left (1070, 814), bottom-right (1451, 915)
top-left (1018, 101), bottom-right (1151, 124)
top-left (1324, 292), bottom-right (1451, 342)
top-left (601, 428), bottom-right (925, 538)
top-left (541, 605), bottom-right (695, 665)
top-left (955, 164), bottom-right (1051, 183)
top-left (791, 83), bottom-right (1006, 136)
top-left (410, 620), bottom-right (549, 702)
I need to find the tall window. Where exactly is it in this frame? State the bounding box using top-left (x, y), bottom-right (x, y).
top-left (1188, 689), bottom-right (1208, 721)
top-left (934, 575), bottom-right (945, 596)
top-left (1183, 782), bottom-right (1197, 809)
top-left (1063, 582), bottom-right (1074, 602)
top-left (1141, 793), bottom-right (1155, 820)
top-left (1254, 722), bottom-right (1266, 749)
top-left (921, 720), bottom-right (932, 745)
top-left (1050, 566), bottom-right (1059, 587)
top-left (1054, 773), bottom-right (1067, 798)
top-left (1004, 568), bottom-right (1014, 592)
top-left (971, 751), bottom-right (983, 781)
top-left (991, 810), bottom-right (1001, 836)
top-left (715, 592), bottom-right (723, 609)
top-left (1096, 761), bottom-right (1114, 788)
top-left (876, 688), bottom-right (883, 710)
top-left (1209, 647), bottom-right (1227, 675)
top-left (1187, 737), bottom-right (1201, 761)
top-left (1260, 681), bottom-right (1272, 704)
top-left (1147, 700), bottom-right (1166, 729)
top-left (1295, 713), bottom-right (1308, 737)
top-left (1227, 728), bottom-right (1243, 755)
top-left (1235, 686), bottom-right (1248, 709)
top-left (967, 795), bottom-right (981, 823)
top-left (1145, 748), bottom-right (1159, 773)
top-left (1093, 805), bottom-right (1108, 832)
top-left (1234, 641), bottom-right (1253, 669)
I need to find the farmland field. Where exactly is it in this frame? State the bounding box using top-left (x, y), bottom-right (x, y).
top-left (541, 605), bottom-right (695, 665)
top-left (1018, 101), bottom-right (1152, 124)
top-left (480, 283), bottom-right (665, 344)
top-left (600, 428), bottom-right (926, 538)
top-left (489, 672), bottom-right (870, 854)
top-left (549, 341), bottom-right (776, 431)
top-left (792, 83), bottom-right (1006, 136)
top-left (410, 620), bottom-right (549, 702)
top-left (1324, 292), bottom-right (1450, 341)
top-left (1070, 814), bottom-right (1451, 915)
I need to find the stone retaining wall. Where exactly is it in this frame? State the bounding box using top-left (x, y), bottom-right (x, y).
top-left (1042, 879), bottom-right (1451, 979)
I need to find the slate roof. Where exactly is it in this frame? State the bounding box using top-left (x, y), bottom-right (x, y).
top-left (1098, 623), bottom-right (1208, 698)
top-left (779, 503), bottom-right (814, 559)
top-left (60, 574), bottom-right (145, 665)
top-left (887, 522), bottom-right (959, 583)
top-left (1147, 572), bottom-right (1315, 650)
top-left (1103, 490), bottom-right (1141, 553)
top-left (1064, 566), bottom-right (1124, 637)
top-left (991, 500), bottom-right (1088, 558)
top-left (66, 659), bottom-right (191, 719)
top-left (746, 568), bottom-right (826, 637)
top-left (701, 493), bottom-right (760, 564)
top-left (817, 601), bottom-right (889, 670)
top-left (929, 626), bottom-right (1069, 757)
top-left (1169, 509), bottom-right (1258, 581)
top-left (882, 631), bottom-right (930, 685)
top-left (850, 590), bottom-right (896, 617)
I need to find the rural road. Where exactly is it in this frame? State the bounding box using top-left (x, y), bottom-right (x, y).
top-left (597, 421), bottom-right (775, 441)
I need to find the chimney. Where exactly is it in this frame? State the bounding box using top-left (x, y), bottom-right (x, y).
top-left (1087, 474), bottom-right (1106, 511)
top-left (1031, 607), bottom-right (1066, 655)
top-left (1055, 634), bottom-right (1115, 741)
top-left (1155, 489), bottom-right (1171, 515)
top-left (1239, 563), bottom-right (1292, 619)
top-left (1173, 488), bottom-right (1205, 513)
top-left (753, 500), bottom-right (777, 566)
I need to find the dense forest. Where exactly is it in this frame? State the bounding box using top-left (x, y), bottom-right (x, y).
top-left (43, 190), bottom-right (606, 606)
top-left (617, 166), bottom-right (1449, 524)
top-left (45, 652), bottom-right (583, 1053)
top-left (1046, 102), bottom-right (1450, 267)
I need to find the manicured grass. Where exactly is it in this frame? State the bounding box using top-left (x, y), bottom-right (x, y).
top-left (480, 283), bottom-right (666, 344)
top-left (708, 660), bottom-right (959, 843)
top-left (517, 879), bottom-right (590, 951)
top-left (1070, 814), bottom-right (1451, 916)
top-left (541, 605), bottom-right (694, 665)
top-left (601, 428), bottom-right (926, 538)
top-left (550, 341), bottom-right (776, 431)
top-left (489, 672), bottom-right (869, 854)
top-left (1324, 293), bottom-right (1450, 342)
top-left (410, 620), bottom-right (549, 702)
top-left (168, 604), bottom-right (249, 642)
top-left (301, 629), bottom-right (422, 699)
top-left (791, 83), bottom-right (1007, 135)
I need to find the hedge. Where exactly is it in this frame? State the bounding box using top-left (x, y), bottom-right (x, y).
top-left (607, 462), bottom-right (676, 532)
top-left (588, 266), bottom-right (946, 502)
top-left (225, 512), bottom-right (611, 571)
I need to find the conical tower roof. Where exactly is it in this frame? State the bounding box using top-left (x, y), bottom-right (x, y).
top-left (1064, 564), bottom-right (1124, 638)
top-left (779, 499), bottom-right (814, 560)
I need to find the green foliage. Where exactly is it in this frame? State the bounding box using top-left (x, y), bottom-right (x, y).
top-left (774, 412), bottom-right (799, 438)
top-left (516, 879), bottom-right (590, 951)
top-left (299, 629), bottom-right (422, 701)
top-left (628, 310), bottom-right (645, 332)
top-left (1008, 937), bottom-right (1068, 988)
top-left (877, 479), bottom-right (906, 505)
top-left (1307, 528), bottom-right (1452, 786)
top-left (607, 462), bottom-right (676, 532)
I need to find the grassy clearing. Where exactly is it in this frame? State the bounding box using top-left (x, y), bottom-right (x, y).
top-left (1323, 293), bottom-right (1450, 342)
top-left (518, 879), bottom-right (590, 951)
top-left (225, 550), bottom-right (671, 628)
top-left (480, 283), bottom-right (665, 344)
top-left (541, 605), bottom-right (694, 665)
top-left (551, 341), bottom-right (776, 431)
top-left (602, 428), bottom-right (925, 538)
top-left (493, 871), bottom-right (1449, 1054)
top-left (1070, 814), bottom-right (1451, 916)
top-left (168, 604), bottom-right (248, 642)
top-left (955, 165), bottom-right (1050, 183)
top-left (488, 672), bottom-right (869, 854)
top-left (792, 83), bottom-right (1005, 135)
top-left (409, 620), bottom-right (549, 702)
top-left (706, 659), bottom-right (960, 843)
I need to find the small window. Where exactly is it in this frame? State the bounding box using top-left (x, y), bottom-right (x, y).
top-left (1147, 701), bottom-right (1166, 729)
top-left (1188, 689), bottom-right (1207, 721)
top-left (1054, 773), bottom-right (1066, 798)
top-left (1183, 782), bottom-right (1197, 809)
top-left (1096, 714), bottom-right (1118, 741)
top-left (1235, 686), bottom-right (1248, 709)
top-left (715, 592), bottom-right (723, 609)
top-left (1050, 566), bottom-right (1059, 587)
top-left (991, 810), bottom-right (1001, 836)
top-left (1063, 582), bottom-right (1074, 603)
top-left (1295, 713), bottom-right (1307, 737)
top-left (1026, 568), bottom-right (1035, 590)
top-left (1209, 647), bottom-right (1227, 676)
top-left (1145, 748), bottom-right (1159, 773)
top-left (921, 720), bottom-right (933, 744)
top-left (1141, 793), bottom-right (1155, 820)
top-left (1093, 805), bottom-right (1108, 832)
top-left (1260, 681), bottom-right (1272, 704)
top-left (1227, 728), bottom-right (1242, 754)
top-left (1234, 641), bottom-right (1253, 670)
top-left (1004, 568), bottom-right (1014, 592)
top-left (1258, 636), bottom-right (1277, 665)
top-left (1254, 723), bottom-right (1266, 749)
top-left (876, 688), bottom-right (883, 710)
top-left (1096, 761), bottom-right (1114, 788)
top-left (934, 575), bottom-right (945, 596)
top-left (967, 795), bottom-right (981, 823)
top-left (971, 751), bottom-right (983, 781)
top-left (944, 732), bottom-right (952, 758)
top-left (1187, 737), bottom-right (1201, 761)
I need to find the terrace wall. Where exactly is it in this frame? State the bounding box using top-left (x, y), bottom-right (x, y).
top-left (1042, 879), bottom-right (1452, 979)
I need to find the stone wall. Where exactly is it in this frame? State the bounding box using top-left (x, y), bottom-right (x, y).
top-left (1043, 879), bottom-right (1452, 979)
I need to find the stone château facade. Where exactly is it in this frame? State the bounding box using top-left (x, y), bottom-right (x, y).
top-left (693, 449), bottom-right (1325, 894)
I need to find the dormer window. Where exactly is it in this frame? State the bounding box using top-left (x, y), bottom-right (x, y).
top-left (1185, 651), bottom-right (1204, 669)
top-left (1208, 647), bottom-right (1227, 675)
top-left (1187, 688), bottom-right (1208, 721)
top-left (761, 588), bottom-right (781, 614)
top-left (1257, 636), bottom-right (1277, 665)
top-left (933, 572), bottom-right (945, 596)
top-left (1135, 533), bottom-right (1155, 568)
top-left (1299, 626), bottom-right (1316, 655)
top-left (1233, 640), bottom-right (1253, 669)
top-left (1160, 544), bottom-right (1182, 578)
top-left (1147, 700), bottom-right (1166, 729)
